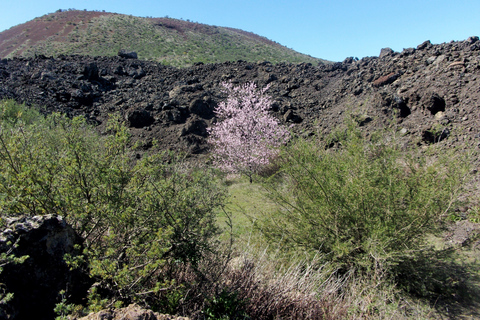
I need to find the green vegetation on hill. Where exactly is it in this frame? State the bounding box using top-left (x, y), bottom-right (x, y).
top-left (2, 11), bottom-right (326, 67)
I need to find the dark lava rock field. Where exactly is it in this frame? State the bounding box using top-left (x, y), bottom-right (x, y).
top-left (1, 37), bottom-right (480, 157)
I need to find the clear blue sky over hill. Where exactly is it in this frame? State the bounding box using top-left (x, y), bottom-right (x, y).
top-left (1, 0), bottom-right (479, 62)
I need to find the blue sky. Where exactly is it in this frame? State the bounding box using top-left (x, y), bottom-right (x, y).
top-left (1, 0), bottom-right (479, 62)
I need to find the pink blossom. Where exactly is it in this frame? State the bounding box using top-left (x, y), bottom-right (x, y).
top-left (208, 82), bottom-right (290, 181)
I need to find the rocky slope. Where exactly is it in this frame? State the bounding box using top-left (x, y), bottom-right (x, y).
top-left (0, 36), bottom-right (479, 158)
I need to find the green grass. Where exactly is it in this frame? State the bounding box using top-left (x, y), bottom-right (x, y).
top-left (216, 175), bottom-right (279, 241)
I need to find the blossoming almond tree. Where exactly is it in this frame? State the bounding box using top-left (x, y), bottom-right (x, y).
top-left (208, 82), bottom-right (290, 182)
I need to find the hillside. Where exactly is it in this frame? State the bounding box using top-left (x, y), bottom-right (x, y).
top-left (0, 9), bottom-right (326, 67)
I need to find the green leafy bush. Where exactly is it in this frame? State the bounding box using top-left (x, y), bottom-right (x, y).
top-left (0, 99), bottom-right (43, 126)
top-left (203, 289), bottom-right (248, 320)
top-left (0, 100), bottom-right (226, 309)
top-left (259, 121), bottom-right (470, 274)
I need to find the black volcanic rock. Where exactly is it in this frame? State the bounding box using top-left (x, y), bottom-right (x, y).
top-left (423, 92), bottom-right (446, 115)
top-left (82, 62), bottom-right (100, 81)
top-left (0, 215), bottom-right (91, 320)
top-left (125, 108), bottom-right (155, 128)
top-left (118, 50), bottom-right (138, 59)
top-left (379, 47), bottom-right (395, 58)
top-left (0, 37), bottom-right (479, 155)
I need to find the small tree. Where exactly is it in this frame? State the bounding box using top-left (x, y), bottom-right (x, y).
top-left (208, 82), bottom-right (289, 182)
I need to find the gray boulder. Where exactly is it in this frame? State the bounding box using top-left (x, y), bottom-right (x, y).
top-left (0, 215), bottom-right (91, 320)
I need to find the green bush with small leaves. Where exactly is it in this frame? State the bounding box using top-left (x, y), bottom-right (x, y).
top-left (203, 289), bottom-right (248, 320)
top-left (0, 252), bottom-right (29, 309)
top-left (0, 99), bottom-right (227, 310)
top-left (259, 121), bottom-right (470, 275)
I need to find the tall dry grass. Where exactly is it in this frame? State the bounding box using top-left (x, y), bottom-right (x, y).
top-left (154, 243), bottom-right (435, 319)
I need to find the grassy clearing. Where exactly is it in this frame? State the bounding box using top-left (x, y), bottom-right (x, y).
top-left (217, 175), bottom-right (279, 240)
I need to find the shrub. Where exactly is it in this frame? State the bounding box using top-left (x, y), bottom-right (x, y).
top-left (258, 121), bottom-right (470, 275)
top-left (0, 99), bottom-right (43, 126)
top-left (0, 100), bottom-right (227, 310)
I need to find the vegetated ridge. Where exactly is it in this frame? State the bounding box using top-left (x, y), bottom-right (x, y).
top-left (0, 9), bottom-right (326, 67)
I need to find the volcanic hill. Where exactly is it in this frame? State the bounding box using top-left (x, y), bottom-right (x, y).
top-left (0, 9), bottom-right (325, 67)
